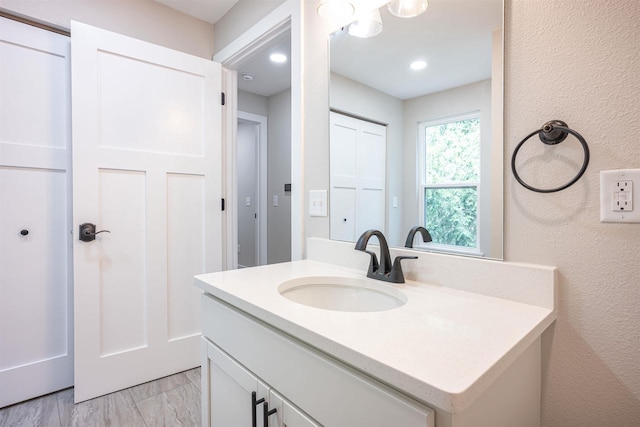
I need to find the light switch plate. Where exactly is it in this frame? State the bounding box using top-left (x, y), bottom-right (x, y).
top-left (309, 190), bottom-right (328, 217)
top-left (600, 169), bottom-right (640, 223)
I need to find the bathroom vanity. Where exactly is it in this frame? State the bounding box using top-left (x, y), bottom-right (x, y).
top-left (195, 239), bottom-right (555, 427)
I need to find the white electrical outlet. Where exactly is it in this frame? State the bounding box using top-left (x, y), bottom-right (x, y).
top-left (600, 169), bottom-right (640, 223)
top-left (612, 181), bottom-right (632, 212)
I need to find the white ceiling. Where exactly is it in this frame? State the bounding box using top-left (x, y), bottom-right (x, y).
top-left (154, 0), bottom-right (239, 24)
top-left (331, 0), bottom-right (503, 100)
top-left (234, 32), bottom-right (292, 97)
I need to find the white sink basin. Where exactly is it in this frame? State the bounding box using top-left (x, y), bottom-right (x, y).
top-left (278, 276), bottom-right (407, 312)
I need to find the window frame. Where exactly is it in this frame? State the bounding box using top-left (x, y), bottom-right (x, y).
top-left (416, 111), bottom-right (483, 256)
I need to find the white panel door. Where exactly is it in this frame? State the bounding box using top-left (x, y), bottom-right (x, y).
top-left (71, 22), bottom-right (222, 402)
top-left (329, 113), bottom-right (357, 241)
top-left (356, 123), bottom-right (386, 237)
top-left (329, 112), bottom-right (386, 242)
top-left (0, 17), bottom-right (72, 408)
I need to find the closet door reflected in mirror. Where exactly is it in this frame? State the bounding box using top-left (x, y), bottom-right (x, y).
top-left (330, 112), bottom-right (386, 242)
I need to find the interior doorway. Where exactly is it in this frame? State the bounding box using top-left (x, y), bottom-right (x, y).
top-left (237, 112), bottom-right (267, 267)
top-left (214, 2), bottom-right (301, 268)
top-left (223, 28), bottom-right (292, 269)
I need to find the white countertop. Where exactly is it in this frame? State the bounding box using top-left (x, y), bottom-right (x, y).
top-left (194, 259), bottom-right (555, 413)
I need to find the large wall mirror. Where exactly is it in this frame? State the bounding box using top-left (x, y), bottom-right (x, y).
top-left (329, 0), bottom-right (503, 259)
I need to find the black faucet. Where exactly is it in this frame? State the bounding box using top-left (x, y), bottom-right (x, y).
top-left (405, 226), bottom-right (432, 248)
top-left (355, 229), bottom-right (417, 284)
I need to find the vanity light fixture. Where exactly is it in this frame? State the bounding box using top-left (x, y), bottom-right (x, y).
top-left (410, 60), bottom-right (427, 70)
top-left (387, 0), bottom-right (428, 18)
top-left (269, 53), bottom-right (287, 63)
top-left (240, 73), bottom-right (254, 81)
top-left (317, 0), bottom-right (355, 22)
top-left (348, 8), bottom-right (383, 38)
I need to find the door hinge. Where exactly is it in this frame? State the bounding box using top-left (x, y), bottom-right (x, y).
top-left (221, 198), bottom-right (225, 211)
top-left (221, 92), bottom-right (226, 106)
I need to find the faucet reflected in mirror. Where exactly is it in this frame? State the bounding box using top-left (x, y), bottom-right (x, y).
top-left (405, 226), bottom-right (432, 248)
top-left (355, 229), bottom-right (417, 284)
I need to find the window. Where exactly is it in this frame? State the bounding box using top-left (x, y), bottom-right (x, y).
top-left (418, 113), bottom-right (481, 254)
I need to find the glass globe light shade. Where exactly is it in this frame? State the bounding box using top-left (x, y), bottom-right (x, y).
top-left (348, 9), bottom-right (383, 38)
top-left (387, 0), bottom-right (428, 18)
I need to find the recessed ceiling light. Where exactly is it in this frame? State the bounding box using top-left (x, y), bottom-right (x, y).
top-left (410, 60), bottom-right (427, 70)
top-left (240, 73), bottom-right (254, 81)
top-left (270, 53), bottom-right (287, 63)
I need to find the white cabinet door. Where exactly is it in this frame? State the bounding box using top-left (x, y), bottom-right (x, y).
top-left (0, 16), bottom-right (72, 408)
top-left (329, 112), bottom-right (386, 242)
top-left (268, 390), bottom-right (321, 427)
top-left (203, 338), bottom-right (269, 427)
top-left (71, 22), bottom-right (222, 402)
top-left (202, 294), bottom-right (435, 427)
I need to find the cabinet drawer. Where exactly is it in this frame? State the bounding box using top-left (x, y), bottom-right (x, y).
top-left (202, 294), bottom-right (434, 427)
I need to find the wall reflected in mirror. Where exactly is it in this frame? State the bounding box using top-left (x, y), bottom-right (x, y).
top-left (329, 0), bottom-right (503, 259)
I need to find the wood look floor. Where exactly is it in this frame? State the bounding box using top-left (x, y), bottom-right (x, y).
top-left (0, 368), bottom-right (201, 427)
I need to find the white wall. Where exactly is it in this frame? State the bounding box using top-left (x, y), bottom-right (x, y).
top-left (330, 73), bottom-right (404, 246)
top-left (506, 0), bottom-right (640, 424)
top-left (302, 2), bottom-right (332, 246)
top-left (238, 90), bottom-right (268, 117)
top-left (0, 0), bottom-right (215, 58)
top-left (267, 88), bottom-right (291, 263)
top-left (403, 79), bottom-right (499, 258)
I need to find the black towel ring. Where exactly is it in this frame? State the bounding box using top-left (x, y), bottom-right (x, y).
top-left (511, 120), bottom-right (590, 193)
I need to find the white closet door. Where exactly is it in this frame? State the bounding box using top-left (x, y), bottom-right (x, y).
top-left (0, 17), bottom-right (72, 408)
top-left (329, 112), bottom-right (386, 242)
top-left (71, 22), bottom-right (222, 402)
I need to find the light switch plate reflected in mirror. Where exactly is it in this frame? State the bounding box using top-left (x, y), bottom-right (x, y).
top-left (310, 190), bottom-right (328, 217)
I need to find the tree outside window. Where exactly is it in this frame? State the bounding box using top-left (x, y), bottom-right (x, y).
top-left (419, 113), bottom-right (481, 252)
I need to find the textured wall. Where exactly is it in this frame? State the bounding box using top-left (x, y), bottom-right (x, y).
top-left (0, 0), bottom-right (215, 58)
top-left (506, 0), bottom-right (640, 425)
